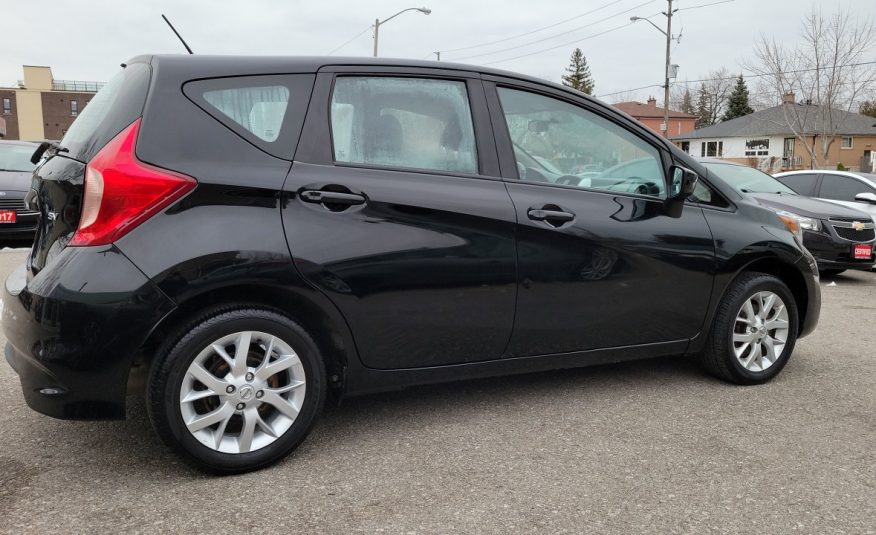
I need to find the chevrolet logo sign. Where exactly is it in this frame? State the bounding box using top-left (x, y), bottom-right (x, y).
top-left (852, 221), bottom-right (865, 231)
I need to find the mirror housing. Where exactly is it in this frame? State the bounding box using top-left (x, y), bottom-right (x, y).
top-left (665, 165), bottom-right (700, 218)
top-left (854, 191), bottom-right (876, 204)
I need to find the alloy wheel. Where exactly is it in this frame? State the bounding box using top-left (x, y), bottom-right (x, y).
top-left (732, 291), bottom-right (790, 373)
top-left (179, 331), bottom-right (306, 454)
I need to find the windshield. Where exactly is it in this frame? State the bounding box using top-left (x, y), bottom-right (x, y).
top-left (0, 144), bottom-right (36, 172)
top-left (703, 162), bottom-right (796, 194)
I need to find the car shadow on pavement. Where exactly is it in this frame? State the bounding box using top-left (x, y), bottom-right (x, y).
top-left (22, 354), bottom-right (714, 477)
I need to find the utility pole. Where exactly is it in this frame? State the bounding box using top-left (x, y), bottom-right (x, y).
top-left (662, 0), bottom-right (673, 138)
top-left (373, 18), bottom-right (380, 57)
top-left (435, 51), bottom-right (440, 61)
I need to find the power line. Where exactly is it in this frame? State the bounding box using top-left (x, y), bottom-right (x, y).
top-left (326, 25), bottom-right (372, 55)
top-left (449, 0), bottom-right (657, 61)
top-left (483, 21), bottom-right (636, 65)
top-left (437, 0), bottom-right (625, 54)
top-left (676, 0), bottom-right (734, 11)
top-left (596, 60), bottom-right (876, 98)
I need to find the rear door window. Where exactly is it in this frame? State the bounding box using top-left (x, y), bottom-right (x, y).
top-left (818, 174), bottom-right (874, 201)
top-left (184, 74), bottom-right (314, 158)
top-left (777, 173), bottom-right (819, 196)
top-left (330, 77), bottom-right (478, 174)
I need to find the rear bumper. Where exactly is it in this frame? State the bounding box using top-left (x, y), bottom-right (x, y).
top-left (2, 245), bottom-right (175, 419)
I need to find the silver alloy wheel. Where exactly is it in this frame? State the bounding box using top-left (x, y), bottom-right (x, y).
top-left (732, 291), bottom-right (790, 372)
top-left (179, 331), bottom-right (306, 454)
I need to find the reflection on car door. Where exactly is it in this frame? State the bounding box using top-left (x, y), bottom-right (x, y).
top-left (283, 72), bottom-right (518, 370)
top-left (486, 81), bottom-right (715, 357)
top-left (817, 173), bottom-right (876, 219)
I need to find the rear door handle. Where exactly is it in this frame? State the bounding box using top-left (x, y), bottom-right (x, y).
top-left (300, 190), bottom-right (366, 206)
top-left (527, 208), bottom-right (575, 224)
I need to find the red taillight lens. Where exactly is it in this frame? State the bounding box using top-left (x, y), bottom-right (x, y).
top-left (69, 118), bottom-right (197, 246)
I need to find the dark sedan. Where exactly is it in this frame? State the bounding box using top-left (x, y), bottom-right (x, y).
top-left (0, 140), bottom-right (39, 241)
top-left (700, 160), bottom-right (875, 276)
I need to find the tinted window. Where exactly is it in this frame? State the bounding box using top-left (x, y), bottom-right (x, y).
top-left (184, 74), bottom-right (314, 160)
top-left (776, 173), bottom-right (818, 196)
top-left (330, 77), bottom-right (478, 174)
top-left (497, 87), bottom-right (665, 198)
top-left (819, 174), bottom-right (874, 201)
top-left (61, 63), bottom-right (150, 162)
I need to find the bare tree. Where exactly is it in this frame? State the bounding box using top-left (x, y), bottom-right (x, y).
top-left (671, 68), bottom-right (734, 125)
top-left (747, 7), bottom-right (876, 168)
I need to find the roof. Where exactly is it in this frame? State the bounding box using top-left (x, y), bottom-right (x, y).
top-left (613, 101), bottom-right (696, 119)
top-left (671, 102), bottom-right (876, 140)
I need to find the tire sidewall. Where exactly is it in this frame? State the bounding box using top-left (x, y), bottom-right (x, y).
top-left (723, 276), bottom-right (799, 383)
top-left (149, 310), bottom-right (325, 473)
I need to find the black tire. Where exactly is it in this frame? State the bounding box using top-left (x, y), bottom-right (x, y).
top-left (701, 272), bottom-right (798, 385)
top-left (147, 306), bottom-right (326, 474)
top-left (819, 269), bottom-right (845, 277)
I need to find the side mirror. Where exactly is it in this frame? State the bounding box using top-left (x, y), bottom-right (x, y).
top-left (669, 165), bottom-right (699, 198)
top-left (854, 191), bottom-right (876, 204)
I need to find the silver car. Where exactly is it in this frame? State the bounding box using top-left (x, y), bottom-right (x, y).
top-left (774, 170), bottom-right (876, 220)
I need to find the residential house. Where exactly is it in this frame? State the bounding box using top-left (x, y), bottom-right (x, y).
top-left (613, 97), bottom-right (697, 138)
top-left (670, 92), bottom-right (876, 173)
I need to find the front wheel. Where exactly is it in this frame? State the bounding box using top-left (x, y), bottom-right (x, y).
top-left (701, 272), bottom-right (798, 384)
top-left (147, 307), bottom-right (326, 473)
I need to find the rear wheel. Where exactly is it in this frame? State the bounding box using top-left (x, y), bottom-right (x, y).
top-left (147, 307), bottom-right (326, 473)
top-left (701, 272), bottom-right (798, 384)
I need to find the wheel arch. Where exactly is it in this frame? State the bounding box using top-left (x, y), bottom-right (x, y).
top-left (133, 283), bottom-right (356, 395)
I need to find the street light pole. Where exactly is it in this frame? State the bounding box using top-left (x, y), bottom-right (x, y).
top-left (631, 0), bottom-right (676, 138)
top-left (662, 0), bottom-right (673, 139)
top-left (372, 7), bottom-right (431, 57)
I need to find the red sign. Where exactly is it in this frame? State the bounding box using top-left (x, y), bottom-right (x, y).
top-left (853, 243), bottom-right (873, 260)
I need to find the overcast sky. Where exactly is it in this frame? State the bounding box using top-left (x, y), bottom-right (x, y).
top-left (2, 0), bottom-right (873, 104)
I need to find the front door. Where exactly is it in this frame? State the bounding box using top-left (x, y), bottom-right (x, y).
top-left (486, 83), bottom-right (715, 356)
top-left (284, 72), bottom-right (517, 369)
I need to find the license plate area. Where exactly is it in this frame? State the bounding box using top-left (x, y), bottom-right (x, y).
top-left (853, 243), bottom-right (874, 260)
top-left (0, 210), bottom-right (16, 223)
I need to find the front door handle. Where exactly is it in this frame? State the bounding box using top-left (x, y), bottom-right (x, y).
top-left (300, 190), bottom-right (366, 206)
top-left (528, 207), bottom-right (575, 226)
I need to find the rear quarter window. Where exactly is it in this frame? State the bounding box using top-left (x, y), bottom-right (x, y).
top-left (184, 75), bottom-right (314, 159)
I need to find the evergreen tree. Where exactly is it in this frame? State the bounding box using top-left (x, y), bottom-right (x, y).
top-left (860, 100), bottom-right (876, 118)
top-left (561, 48), bottom-right (595, 95)
top-left (721, 75), bottom-right (754, 121)
top-left (695, 84), bottom-right (711, 128)
top-left (680, 88), bottom-right (696, 115)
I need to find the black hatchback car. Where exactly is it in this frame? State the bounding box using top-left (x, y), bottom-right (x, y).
top-left (3, 56), bottom-right (820, 473)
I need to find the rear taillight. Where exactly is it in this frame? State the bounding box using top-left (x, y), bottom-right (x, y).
top-left (69, 118), bottom-right (196, 246)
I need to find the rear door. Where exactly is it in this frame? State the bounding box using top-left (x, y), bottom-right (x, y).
top-left (283, 69), bottom-right (517, 369)
top-left (485, 79), bottom-right (715, 357)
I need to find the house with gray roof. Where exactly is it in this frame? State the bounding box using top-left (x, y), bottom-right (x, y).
top-left (670, 92), bottom-right (876, 173)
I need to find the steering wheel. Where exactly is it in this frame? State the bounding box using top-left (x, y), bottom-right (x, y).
top-left (555, 175), bottom-right (582, 186)
top-left (634, 181), bottom-right (661, 196)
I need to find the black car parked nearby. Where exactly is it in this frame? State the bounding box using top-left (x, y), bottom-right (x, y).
top-left (3, 56), bottom-right (821, 473)
top-left (699, 160), bottom-right (876, 276)
top-left (0, 140), bottom-right (40, 240)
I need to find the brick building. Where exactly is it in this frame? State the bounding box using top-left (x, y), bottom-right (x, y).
top-left (0, 65), bottom-right (103, 141)
top-left (612, 97), bottom-right (697, 138)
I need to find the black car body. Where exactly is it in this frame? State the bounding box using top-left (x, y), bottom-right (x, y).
top-left (3, 56), bottom-right (821, 472)
top-left (700, 160), bottom-right (876, 274)
top-left (0, 140), bottom-right (40, 239)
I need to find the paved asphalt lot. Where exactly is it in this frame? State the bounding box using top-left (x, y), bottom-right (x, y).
top-left (0, 248), bottom-right (873, 534)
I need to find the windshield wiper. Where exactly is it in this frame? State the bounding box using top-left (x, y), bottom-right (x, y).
top-left (30, 141), bottom-right (69, 164)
